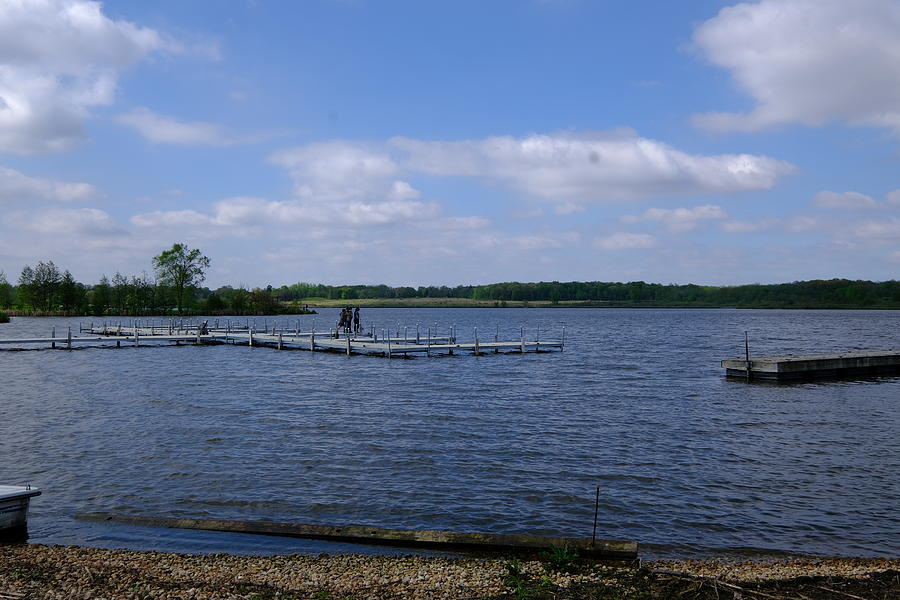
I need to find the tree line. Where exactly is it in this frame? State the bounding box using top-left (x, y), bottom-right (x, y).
top-left (3, 245), bottom-right (900, 316)
top-left (271, 279), bottom-right (900, 308)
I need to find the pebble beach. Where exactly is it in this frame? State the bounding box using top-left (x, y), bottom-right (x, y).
top-left (1, 544), bottom-right (899, 599)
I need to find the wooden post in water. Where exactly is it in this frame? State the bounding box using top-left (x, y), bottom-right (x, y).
top-left (561, 325), bottom-right (566, 352)
top-left (744, 331), bottom-right (752, 381)
top-left (346, 335), bottom-right (351, 356)
top-left (520, 326), bottom-right (525, 353)
top-left (416, 324), bottom-right (420, 344)
top-left (67, 326), bottom-right (72, 350)
top-left (51, 326), bottom-right (56, 349)
top-left (387, 331), bottom-right (392, 358)
top-left (474, 326), bottom-right (480, 356)
top-left (536, 325), bottom-right (540, 352)
top-left (426, 327), bottom-right (431, 356)
top-left (310, 329), bottom-right (316, 351)
top-left (134, 329), bottom-right (139, 347)
top-left (591, 484), bottom-right (600, 548)
top-left (249, 328), bottom-right (254, 347)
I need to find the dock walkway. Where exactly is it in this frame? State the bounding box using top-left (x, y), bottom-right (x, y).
top-left (0, 320), bottom-right (564, 358)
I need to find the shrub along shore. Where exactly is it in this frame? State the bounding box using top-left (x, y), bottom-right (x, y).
top-left (0, 544), bottom-right (898, 599)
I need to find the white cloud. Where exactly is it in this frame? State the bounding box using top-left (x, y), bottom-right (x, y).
top-left (812, 191), bottom-right (877, 210)
top-left (116, 107), bottom-right (253, 146)
top-left (386, 180), bottom-right (421, 201)
top-left (0, 0), bottom-right (176, 153)
top-left (130, 209), bottom-right (213, 228)
top-left (554, 202), bottom-right (585, 215)
top-left (0, 166), bottom-right (96, 202)
top-left (392, 130), bottom-right (794, 202)
top-left (132, 195), bottom-right (440, 232)
top-left (622, 204), bottom-right (727, 232)
top-left (270, 141), bottom-right (400, 202)
top-left (720, 218), bottom-right (778, 233)
top-left (594, 232), bottom-right (657, 250)
top-left (852, 218), bottom-right (900, 240)
top-left (693, 0), bottom-right (900, 134)
top-left (24, 207), bottom-right (119, 235)
top-left (886, 190), bottom-right (900, 205)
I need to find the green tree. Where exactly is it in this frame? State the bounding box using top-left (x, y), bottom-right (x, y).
top-left (0, 271), bottom-right (12, 308)
top-left (59, 270), bottom-right (80, 312)
top-left (92, 275), bottom-right (111, 315)
top-left (152, 243), bottom-right (210, 314)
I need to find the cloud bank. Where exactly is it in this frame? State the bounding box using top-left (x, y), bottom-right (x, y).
top-left (392, 130), bottom-right (794, 202)
top-left (693, 0), bottom-right (900, 134)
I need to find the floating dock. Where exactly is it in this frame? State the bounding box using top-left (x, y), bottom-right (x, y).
top-left (722, 350), bottom-right (900, 381)
top-left (0, 320), bottom-right (563, 358)
top-left (77, 513), bottom-right (637, 559)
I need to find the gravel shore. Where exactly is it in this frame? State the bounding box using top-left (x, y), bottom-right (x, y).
top-left (1, 544), bottom-right (898, 599)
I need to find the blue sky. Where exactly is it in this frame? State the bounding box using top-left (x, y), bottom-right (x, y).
top-left (2, 0), bottom-right (900, 288)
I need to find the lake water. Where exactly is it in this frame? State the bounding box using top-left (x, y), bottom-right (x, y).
top-left (1, 308), bottom-right (898, 559)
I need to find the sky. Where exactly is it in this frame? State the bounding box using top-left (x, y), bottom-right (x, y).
top-left (1, 0), bottom-right (900, 289)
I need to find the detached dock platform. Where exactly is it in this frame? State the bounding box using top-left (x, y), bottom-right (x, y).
top-left (723, 350), bottom-right (900, 381)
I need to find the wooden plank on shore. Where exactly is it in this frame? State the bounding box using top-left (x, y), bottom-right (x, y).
top-left (76, 513), bottom-right (637, 559)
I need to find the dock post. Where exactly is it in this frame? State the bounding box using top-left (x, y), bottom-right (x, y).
top-left (249, 328), bottom-right (254, 347)
top-left (561, 325), bottom-right (566, 351)
top-left (495, 324), bottom-right (499, 353)
top-left (520, 326), bottom-right (525, 353)
top-left (386, 331), bottom-right (392, 358)
top-left (427, 327), bottom-right (431, 356)
top-left (310, 329), bottom-right (316, 351)
top-left (474, 327), bottom-right (480, 356)
top-left (592, 484), bottom-right (600, 548)
top-left (51, 326), bottom-right (56, 349)
top-left (278, 332), bottom-right (283, 350)
top-left (416, 324), bottom-right (420, 344)
top-left (134, 329), bottom-right (139, 347)
top-left (536, 325), bottom-right (540, 352)
top-left (744, 331), bottom-right (752, 381)
top-left (346, 335), bottom-right (351, 356)
top-left (67, 326), bottom-right (72, 350)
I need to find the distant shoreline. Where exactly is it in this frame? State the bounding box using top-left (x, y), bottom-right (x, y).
top-left (4, 299), bottom-right (900, 317)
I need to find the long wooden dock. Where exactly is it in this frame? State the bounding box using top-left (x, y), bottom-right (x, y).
top-left (723, 350), bottom-right (900, 380)
top-left (0, 321), bottom-right (564, 358)
top-left (77, 513), bottom-right (637, 559)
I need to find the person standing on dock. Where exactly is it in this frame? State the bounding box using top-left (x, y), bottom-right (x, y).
top-left (353, 307), bottom-right (360, 334)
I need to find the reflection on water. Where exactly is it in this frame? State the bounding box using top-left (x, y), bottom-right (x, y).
top-left (2, 308), bottom-right (899, 558)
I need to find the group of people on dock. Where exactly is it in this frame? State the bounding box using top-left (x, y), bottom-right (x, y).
top-left (338, 306), bottom-right (361, 334)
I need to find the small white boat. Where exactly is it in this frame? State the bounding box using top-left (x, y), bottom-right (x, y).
top-left (0, 485), bottom-right (41, 532)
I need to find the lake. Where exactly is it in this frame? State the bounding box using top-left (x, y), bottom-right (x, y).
top-left (1, 308), bottom-right (898, 559)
